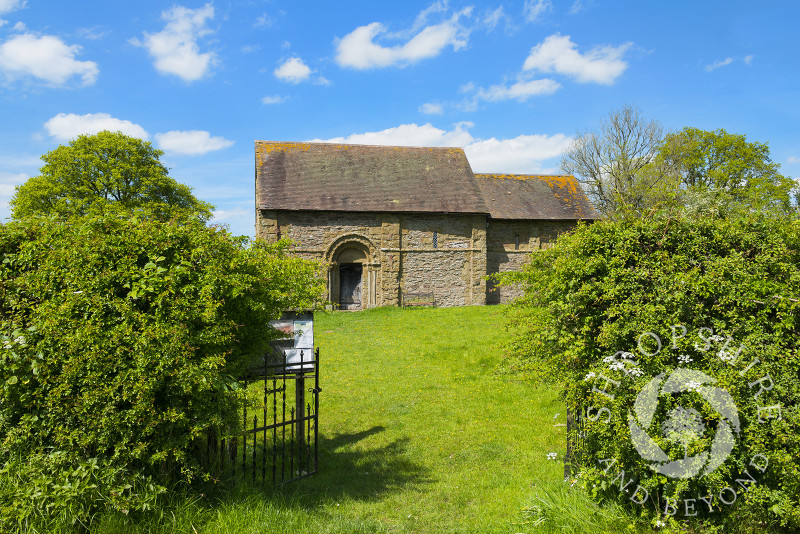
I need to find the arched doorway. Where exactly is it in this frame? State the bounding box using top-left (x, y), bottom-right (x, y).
top-left (326, 235), bottom-right (377, 310)
top-left (337, 247), bottom-right (366, 310)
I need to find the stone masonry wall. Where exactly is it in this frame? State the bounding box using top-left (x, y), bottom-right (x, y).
top-left (256, 210), bottom-right (486, 308)
top-left (486, 220), bottom-right (576, 304)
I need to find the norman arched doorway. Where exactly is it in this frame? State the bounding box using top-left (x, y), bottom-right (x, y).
top-left (325, 235), bottom-right (377, 310)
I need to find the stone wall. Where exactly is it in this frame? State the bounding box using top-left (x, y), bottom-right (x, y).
top-left (257, 209), bottom-right (578, 308)
top-left (485, 219), bottom-right (576, 304)
top-left (257, 209), bottom-right (486, 309)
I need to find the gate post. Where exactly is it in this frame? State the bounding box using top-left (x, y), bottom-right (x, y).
top-left (294, 349), bottom-right (307, 472)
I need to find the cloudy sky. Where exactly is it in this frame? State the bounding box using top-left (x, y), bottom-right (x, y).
top-left (1, 0), bottom-right (798, 237)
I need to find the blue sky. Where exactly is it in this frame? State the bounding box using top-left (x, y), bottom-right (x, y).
top-left (1, 0), bottom-right (798, 238)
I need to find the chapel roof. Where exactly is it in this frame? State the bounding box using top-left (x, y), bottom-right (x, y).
top-left (255, 141), bottom-right (599, 220)
top-left (474, 173), bottom-right (600, 220)
top-left (255, 141), bottom-right (489, 214)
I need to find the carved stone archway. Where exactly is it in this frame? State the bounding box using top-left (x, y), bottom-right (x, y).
top-left (325, 235), bottom-right (379, 310)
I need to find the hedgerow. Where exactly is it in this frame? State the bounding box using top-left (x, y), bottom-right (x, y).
top-left (0, 215), bottom-right (325, 531)
top-left (504, 214), bottom-right (800, 532)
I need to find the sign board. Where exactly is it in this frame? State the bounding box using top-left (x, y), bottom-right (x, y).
top-left (268, 311), bottom-right (315, 373)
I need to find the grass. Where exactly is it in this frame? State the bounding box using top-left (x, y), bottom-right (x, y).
top-left (95, 305), bottom-right (636, 533)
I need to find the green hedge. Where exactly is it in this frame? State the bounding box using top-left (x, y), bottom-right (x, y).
top-left (505, 215), bottom-right (800, 532)
top-left (0, 215), bottom-right (324, 531)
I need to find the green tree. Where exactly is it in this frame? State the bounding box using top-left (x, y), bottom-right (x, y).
top-left (503, 215), bottom-right (800, 530)
top-left (0, 215), bottom-right (325, 529)
top-left (656, 127), bottom-right (796, 215)
top-left (560, 104), bottom-right (675, 218)
top-left (10, 131), bottom-right (214, 221)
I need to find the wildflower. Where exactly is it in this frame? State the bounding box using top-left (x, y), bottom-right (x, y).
top-left (628, 367), bottom-right (643, 377)
top-left (685, 380), bottom-right (703, 392)
top-left (584, 372), bottom-right (596, 381)
top-left (678, 354), bottom-right (693, 364)
top-left (620, 351), bottom-right (634, 359)
top-left (547, 452), bottom-right (557, 460)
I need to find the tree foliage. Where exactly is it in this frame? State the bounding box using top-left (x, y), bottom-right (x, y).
top-left (657, 127), bottom-right (796, 215)
top-left (562, 107), bottom-right (797, 219)
top-left (561, 105), bottom-right (669, 217)
top-left (10, 131), bottom-right (214, 222)
top-left (504, 216), bottom-right (800, 530)
top-left (0, 215), bottom-right (325, 530)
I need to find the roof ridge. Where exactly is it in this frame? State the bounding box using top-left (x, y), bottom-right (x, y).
top-left (474, 173), bottom-right (574, 179)
top-left (255, 140), bottom-right (466, 152)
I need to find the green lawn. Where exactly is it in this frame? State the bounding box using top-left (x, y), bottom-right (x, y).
top-left (99, 305), bottom-right (632, 533)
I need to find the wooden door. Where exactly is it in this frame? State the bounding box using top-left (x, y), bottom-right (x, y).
top-left (339, 264), bottom-right (363, 310)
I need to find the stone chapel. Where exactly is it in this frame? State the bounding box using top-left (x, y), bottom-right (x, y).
top-left (255, 141), bottom-right (598, 309)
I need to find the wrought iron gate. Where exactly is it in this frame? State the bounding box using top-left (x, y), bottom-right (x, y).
top-left (564, 406), bottom-right (586, 479)
top-left (206, 348), bottom-right (320, 485)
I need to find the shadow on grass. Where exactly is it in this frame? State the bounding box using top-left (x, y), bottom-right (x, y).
top-left (212, 425), bottom-right (430, 508)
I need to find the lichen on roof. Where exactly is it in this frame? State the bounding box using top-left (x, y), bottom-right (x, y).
top-left (474, 173), bottom-right (598, 220)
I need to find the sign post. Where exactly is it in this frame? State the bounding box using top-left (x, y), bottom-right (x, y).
top-left (268, 312), bottom-right (314, 472)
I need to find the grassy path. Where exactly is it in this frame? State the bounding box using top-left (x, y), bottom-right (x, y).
top-left (101, 305), bottom-right (631, 533)
top-left (308, 306), bottom-right (565, 533)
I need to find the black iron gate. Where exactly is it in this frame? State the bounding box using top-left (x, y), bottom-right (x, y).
top-left (564, 406), bottom-right (586, 479)
top-left (206, 348), bottom-right (320, 485)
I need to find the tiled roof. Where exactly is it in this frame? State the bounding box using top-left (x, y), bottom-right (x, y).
top-left (256, 141), bottom-right (489, 214)
top-left (474, 174), bottom-right (600, 220)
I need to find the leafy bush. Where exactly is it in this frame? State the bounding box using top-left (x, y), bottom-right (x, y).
top-left (505, 215), bottom-right (800, 531)
top-left (0, 215), bottom-right (324, 531)
top-left (0, 451), bottom-right (165, 533)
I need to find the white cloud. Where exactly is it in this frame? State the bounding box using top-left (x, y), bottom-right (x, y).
top-left (705, 57), bottom-right (733, 72)
top-left (262, 94), bottom-right (288, 105)
top-left (0, 154), bottom-right (39, 168)
top-left (254, 13), bottom-right (273, 29)
top-left (744, 54), bottom-right (755, 65)
top-left (569, 0), bottom-right (587, 14)
top-left (465, 134), bottom-right (570, 173)
top-left (335, 6), bottom-right (471, 69)
top-left (482, 6), bottom-right (510, 32)
top-left (132, 3), bottom-right (216, 82)
top-left (274, 56), bottom-right (311, 84)
top-left (523, 33), bottom-right (631, 85)
top-left (0, 171), bottom-right (27, 198)
top-left (476, 78), bottom-right (561, 102)
top-left (0, 33), bottom-right (98, 86)
top-left (419, 102), bottom-right (444, 114)
top-left (311, 122), bottom-right (571, 174)
top-left (155, 130), bottom-right (233, 155)
top-left (788, 156), bottom-right (800, 164)
top-left (0, 0), bottom-right (24, 15)
top-left (45, 113), bottom-right (148, 141)
top-left (524, 0), bottom-right (552, 22)
top-left (312, 122), bottom-right (474, 148)
top-left (210, 206), bottom-right (250, 225)
top-left (77, 26), bottom-right (110, 40)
